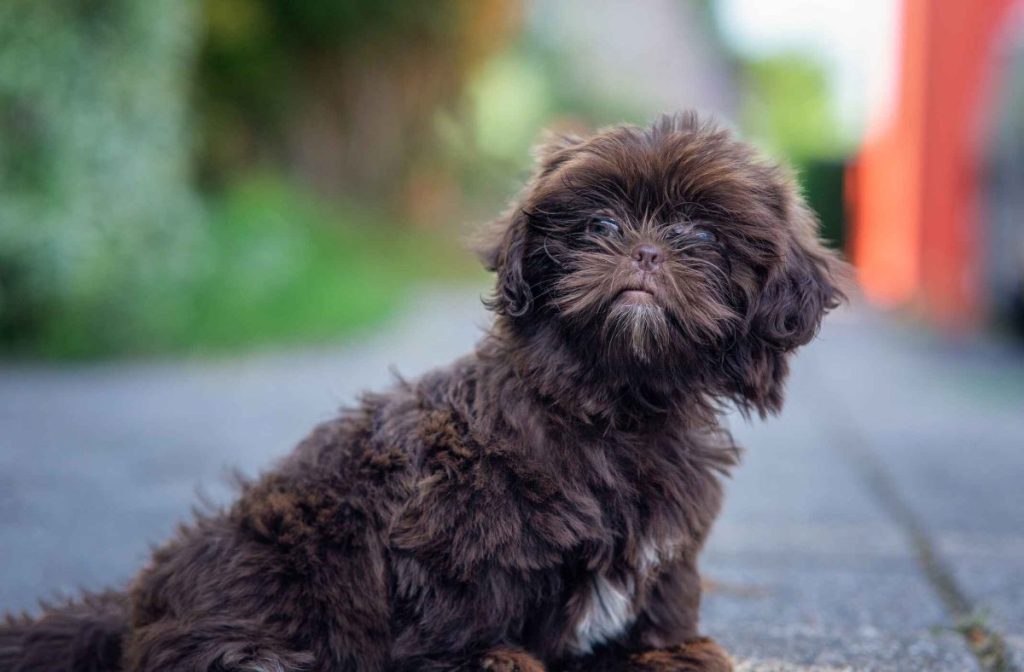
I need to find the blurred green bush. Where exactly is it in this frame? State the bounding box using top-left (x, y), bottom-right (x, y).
top-left (0, 0), bottom-right (494, 359)
top-left (2, 169), bottom-right (477, 358)
top-left (797, 157), bottom-right (846, 250)
top-left (180, 176), bottom-right (478, 354)
top-left (198, 0), bottom-right (519, 217)
top-left (737, 52), bottom-right (850, 250)
top-left (0, 1), bottom-right (206, 357)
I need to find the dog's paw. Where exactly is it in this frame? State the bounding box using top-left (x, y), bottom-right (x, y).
top-left (480, 646), bottom-right (546, 672)
top-left (626, 638), bottom-right (733, 672)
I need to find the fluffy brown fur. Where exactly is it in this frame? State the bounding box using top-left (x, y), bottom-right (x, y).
top-left (0, 113), bottom-right (843, 672)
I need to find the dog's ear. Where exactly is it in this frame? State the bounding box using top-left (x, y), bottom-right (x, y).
top-left (480, 206), bottom-right (532, 317)
top-left (479, 131), bottom-right (586, 317)
top-left (722, 177), bottom-right (845, 417)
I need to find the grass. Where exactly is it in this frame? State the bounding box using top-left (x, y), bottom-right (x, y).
top-left (180, 177), bottom-right (481, 354)
top-left (5, 176), bottom-right (483, 360)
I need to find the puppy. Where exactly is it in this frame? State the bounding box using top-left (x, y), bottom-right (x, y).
top-left (0, 113), bottom-right (843, 672)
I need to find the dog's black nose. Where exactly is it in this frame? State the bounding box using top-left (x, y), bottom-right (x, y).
top-left (632, 244), bottom-right (664, 271)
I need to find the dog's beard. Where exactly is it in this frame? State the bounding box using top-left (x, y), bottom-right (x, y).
top-left (599, 301), bottom-right (672, 364)
top-left (552, 250), bottom-right (742, 366)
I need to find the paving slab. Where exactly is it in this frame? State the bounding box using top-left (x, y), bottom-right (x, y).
top-left (0, 287), bottom-right (488, 610)
top-left (939, 555), bottom-right (1024, 670)
top-left (800, 309), bottom-right (1024, 668)
top-left (704, 562), bottom-right (973, 671)
top-left (699, 318), bottom-right (977, 670)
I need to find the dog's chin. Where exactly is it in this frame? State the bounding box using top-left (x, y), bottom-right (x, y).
top-left (599, 299), bottom-right (673, 365)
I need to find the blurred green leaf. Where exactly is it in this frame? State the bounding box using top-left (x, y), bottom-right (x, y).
top-left (739, 52), bottom-right (845, 160)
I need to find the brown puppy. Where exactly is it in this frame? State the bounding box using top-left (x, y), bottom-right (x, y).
top-left (0, 113), bottom-right (843, 672)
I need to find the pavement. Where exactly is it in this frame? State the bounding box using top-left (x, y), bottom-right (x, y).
top-left (1, 286), bottom-right (1022, 671)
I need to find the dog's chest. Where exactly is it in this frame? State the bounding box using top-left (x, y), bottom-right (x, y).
top-left (566, 538), bottom-right (672, 654)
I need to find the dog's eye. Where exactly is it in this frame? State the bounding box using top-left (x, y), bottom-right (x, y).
top-left (670, 223), bottom-right (717, 245)
top-left (587, 217), bottom-right (621, 237)
top-left (692, 227), bottom-right (717, 243)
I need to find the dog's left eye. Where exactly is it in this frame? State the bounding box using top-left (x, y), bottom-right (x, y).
top-left (669, 223), bottom-right (717, 244)
top-left (587, 217), bottom-right (622, 237)
top-left (692, 227), bottom-right (717, 243)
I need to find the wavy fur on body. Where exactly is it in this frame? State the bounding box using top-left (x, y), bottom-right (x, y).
top-left (1, 113), bottom-right (843, 672)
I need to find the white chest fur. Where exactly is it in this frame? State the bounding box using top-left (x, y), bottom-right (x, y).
top-left (572, 574), bottom-right (636, 653)
top-left (569, 539), bottom-right (670, 653)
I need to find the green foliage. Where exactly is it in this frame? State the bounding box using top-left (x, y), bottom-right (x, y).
top-left (739, 52), bottom-right (845, 161)
top-left (4, 174), bottom-right (478, 359)
top-left (736, 52), bottom-right (849, 250)
top-left (197, 0), bottom-right (476, 194)
top-left (0, 2), bottom-right (480, 359)
top-left (179, 176), bottom-right (479, 355)
top-left (254, 0), bottom-right (456, 49)
top-left (452, 36), bottom-right (653, 208)
top-left (796, 157), bottom-right (846, 250)
top-left (0, 0), bottom-right (205, 355)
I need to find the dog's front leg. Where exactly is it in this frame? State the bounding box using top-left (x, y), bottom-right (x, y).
top-left (565, 556), bottom-right (732, 672)
top-left (389, 642), bottom-right (545, 672)
top-left (622, 555), bottom-right (732, 672)
top-left (601, 638), bottom-right (732, 672)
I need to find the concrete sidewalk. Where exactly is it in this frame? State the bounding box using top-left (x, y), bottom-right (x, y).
top-left (702, 307), bottom-right (1024, 671)
top-left (1, 288), bottom-right (1022, 671)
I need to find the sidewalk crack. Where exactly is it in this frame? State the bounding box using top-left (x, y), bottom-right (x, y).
top-left (811, 383), bottom-right (1016, 672)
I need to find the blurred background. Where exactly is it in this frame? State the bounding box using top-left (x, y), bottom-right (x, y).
top-left (3, 0), bottom-right (1022, 359)
top-left (2, 1), bottom-right (1023, 670)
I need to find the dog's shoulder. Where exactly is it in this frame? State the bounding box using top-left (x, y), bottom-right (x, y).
top-left (385, 359), bottom-right (611, 579)
top-left (223, 370), bottom-right (451, 555)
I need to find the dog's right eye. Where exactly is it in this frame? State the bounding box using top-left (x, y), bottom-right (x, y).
top-left (587, 217), bottom-right (621, 237)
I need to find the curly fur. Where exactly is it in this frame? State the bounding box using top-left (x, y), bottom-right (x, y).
top-left (0, 112), bottom-right (843, 672)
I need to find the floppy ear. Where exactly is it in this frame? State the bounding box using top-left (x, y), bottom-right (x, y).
top-left (480, 207), bottom-right (532, 317)
top-left (479, 131), bottom-right (585, 317)
top-left (723, 191), bottom-right (845, 417)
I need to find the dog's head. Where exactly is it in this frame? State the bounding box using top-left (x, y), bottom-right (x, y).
top-left (481, 113), bottom-right (844, 416)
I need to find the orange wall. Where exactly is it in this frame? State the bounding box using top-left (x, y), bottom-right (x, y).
top-left (852, 0), bottom-right (1015, 327)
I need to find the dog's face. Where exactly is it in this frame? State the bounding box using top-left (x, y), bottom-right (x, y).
top-left (482, 114), bottom-right (843, 415)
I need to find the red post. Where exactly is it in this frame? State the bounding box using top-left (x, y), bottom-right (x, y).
top-left (850, 0), bottom-right (1016, 328)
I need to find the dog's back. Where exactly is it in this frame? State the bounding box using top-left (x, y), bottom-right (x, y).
top-left (0, 591), bottom-right (127, 672)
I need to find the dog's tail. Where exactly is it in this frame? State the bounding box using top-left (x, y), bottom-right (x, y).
top-left (0, 590), bottom-right (128, 672)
